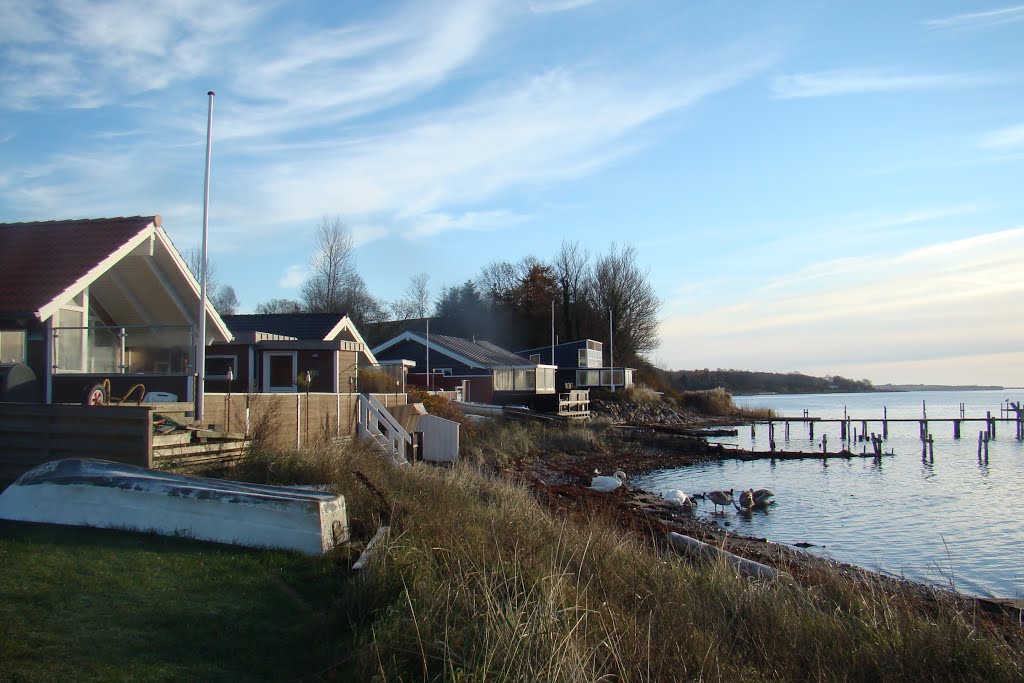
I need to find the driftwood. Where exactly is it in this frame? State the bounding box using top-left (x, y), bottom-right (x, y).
top-left (665, 532), bottom-right (792, 582)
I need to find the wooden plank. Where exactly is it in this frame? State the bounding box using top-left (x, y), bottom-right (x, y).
top-left (152, 440), bottom-right (249, 458)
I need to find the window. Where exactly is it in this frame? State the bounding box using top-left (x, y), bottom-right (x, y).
top-left (536, 367), bottom-right (555, 393)
top-left (434, 367), bottom-right (453, 377)
top-left (0, 330), bottom-right (26, 363)
top-left (205, 355), bottom-right (237, 380)
top-left (514, 369), bottom-right (535, 390)
top-left (493, 369), bottom-right (514, 391)
top-left (576, 370), bottom-right (600, 387)
top-left (529, 353), bottom-right (541, 364)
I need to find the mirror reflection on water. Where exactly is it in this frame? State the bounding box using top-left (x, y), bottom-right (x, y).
top-left (632, 390), bottom-right (1024, 599)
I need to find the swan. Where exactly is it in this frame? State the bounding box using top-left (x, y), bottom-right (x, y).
top-left (705, 489), bottom-right (734, 514)
top-left (590, 471), bottom-right (626, 492)
top-left (663, 489), bottom-right (695, 509)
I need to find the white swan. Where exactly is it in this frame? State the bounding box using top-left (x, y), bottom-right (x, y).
top-left (590, 471), bottom-right (626, 492)
top-left (663, 489), bottom-right (695, 509)
top-left (705, 489), bottom-right (734, 514)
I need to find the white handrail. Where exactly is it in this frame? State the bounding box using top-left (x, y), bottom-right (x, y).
top-left (357, 394), bottom-right (412, 464)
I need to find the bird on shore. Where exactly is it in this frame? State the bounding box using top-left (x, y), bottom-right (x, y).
top-left (663, 489), bottom-right (696, 509)
top-left (705, 489), bottom-right (734, 514)
top-left (590, 471), bottom-right (626, 492)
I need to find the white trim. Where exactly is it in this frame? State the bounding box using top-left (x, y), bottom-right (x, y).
top-left (36, 224), bottom-right (154, 323)
top-left (373, 331), bottom-right (503, 371)
top-left (153, 225), bottom-right (232, 343)
top-left (321, 314), bottom-right (378, 365)
top-left (263, 351), bottom-right (298, 392)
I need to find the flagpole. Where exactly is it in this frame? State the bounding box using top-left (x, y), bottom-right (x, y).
top-left (196, 90), bottom-right (214, 423)
top-left (609, 308), bottom-right (614, 392)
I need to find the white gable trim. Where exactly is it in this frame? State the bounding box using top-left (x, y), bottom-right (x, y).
top-left (35, 223), bottom-right (154, 323)
top-left (373, 331), bottom-right (486, 370)
top-left (322, 314), bottom-right (378, 365)
top-left (154, 225), bottom-right (232, 343)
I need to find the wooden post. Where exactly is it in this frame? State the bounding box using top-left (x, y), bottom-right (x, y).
top-left (751, 423), bottom-right (756, 437)
top-left (953, 419), bottom-right (960, 439)
top-left (928, 434), bottom-right (934, 462)
top-left (883, 406), bottom-right (888, 439)
top-left (785, 421), bottom-right (790, 439)
top-left (840, 419), bottom-right (846, 440)
top-left (809, 421), bottom-right (815, 439)
top-left (861, 419), bottom-right (867, 438)
top-left (822, 433), bottom-right (827, 453)
top-left (977, 431), bottom-right (984, 460)
top-left (984, 433), bottom-right (990, 464)
top-left (987, 412), bottom-right (995, 439)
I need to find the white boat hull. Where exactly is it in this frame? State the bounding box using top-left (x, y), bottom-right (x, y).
top-left (0, 459), bottom-right (348, 555)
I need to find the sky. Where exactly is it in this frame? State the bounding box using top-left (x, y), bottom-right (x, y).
top-left (2, 1), bottom-right (1023, 386)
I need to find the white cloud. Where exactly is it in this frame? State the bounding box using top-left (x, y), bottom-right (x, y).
top-left (772, 69), bottom-right (993, 99)
top-left (926, 5), bottom-right (1024, 30)
top-left (659, 226), bottom-right (1024, 382)
top-left (406, 210), bottom-right (525, 238)
top-left (278, 265), bottom-right (307, 288)
top-left (980, 122), bottom-right (1024, 149)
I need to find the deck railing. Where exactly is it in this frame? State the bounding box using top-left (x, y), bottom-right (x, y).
top-left (51, 324), bottom-right (194, 375)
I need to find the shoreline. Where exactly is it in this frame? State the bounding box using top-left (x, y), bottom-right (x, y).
top-left (505, 420), bottom-right (1024, 618)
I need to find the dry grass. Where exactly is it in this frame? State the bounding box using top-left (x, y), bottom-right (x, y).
top-left (204, 443), bottom-right (1022, 682)
top-left (675, 387), bottom-right (775, 419)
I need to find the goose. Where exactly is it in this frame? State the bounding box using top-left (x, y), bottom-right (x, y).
top-left (751, 488), bottom-right (775, 508)
top-left (736, 488), bottom-right (756, 511)
top-left (590, 471), bottom-right (626, 492)
top-left (705, 489), bottom-right (734, 514)
top-left (662, 489), bottom-right (695, 509)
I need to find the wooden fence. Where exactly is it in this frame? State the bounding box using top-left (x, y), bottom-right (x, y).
top-left (202, 392), bottom-right (408, 450)
top-left (0, 403), bottom-right (153, 489)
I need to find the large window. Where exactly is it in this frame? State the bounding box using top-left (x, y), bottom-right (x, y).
top-left (0, 330), bottom-right (26, 363)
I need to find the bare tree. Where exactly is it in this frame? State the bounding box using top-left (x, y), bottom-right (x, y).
top-left (590, 243), bottom-right (660, 361)
top-left (477, 256), bottom-right (539, 307)
top-left (553, 239), bottom-right (591, 340)
top-left (390, 273), bottom-right (431, 320)
top-left (184, 247), bottom-right (238, 314)
top-left (254, 298), bottom-right (304, 314)
top-left (301, 216), bottom-right (357, 313)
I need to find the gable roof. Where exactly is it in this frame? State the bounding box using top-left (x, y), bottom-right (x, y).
top-left (0, 215), bottom-right (231, 342)
top-left (223, 313), bottom-right (378, 365)
top-left (373, 332), bottom-right (537, 370)
top-left (0, 216), bottom-right (154, 317)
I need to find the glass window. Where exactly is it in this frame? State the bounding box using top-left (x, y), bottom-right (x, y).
top-left (268, 354), bottom-right (294, 390)
top-left (514, 369), bottom-right (535, 390)
top-left (0, 330), bottom-right (26, 363)
top-left (530, 353), bottom-right (541, 364)
top-left (206, 355), bottom-right (237, 379)
top-left (494, 369), bottom-right (514, 391)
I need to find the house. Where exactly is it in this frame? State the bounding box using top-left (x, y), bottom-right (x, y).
top-left (517, 339), bottom-right (634, 391)
top-left (208, 313), bottom-right (380, 394)
top-left (372, 332), bottom-right (557, 407)
top-left (0, 216), bottom-right (230, 404)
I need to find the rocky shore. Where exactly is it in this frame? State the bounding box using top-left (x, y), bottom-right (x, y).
top-left (507, 396), bottom-right (1024, 624)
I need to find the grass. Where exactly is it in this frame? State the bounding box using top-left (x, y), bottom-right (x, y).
top-left (674, 387), bottom-right (775, 419)
top-left (2, 429), bottom-right (1021, 681)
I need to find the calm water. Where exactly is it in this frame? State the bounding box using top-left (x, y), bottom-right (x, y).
top-left (633, 390), bottom-right (1024, 599)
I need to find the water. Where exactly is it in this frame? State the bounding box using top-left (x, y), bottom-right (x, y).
top-left (633, 390), bottom-right (1024, 599)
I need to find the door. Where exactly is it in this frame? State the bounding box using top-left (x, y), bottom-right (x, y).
top-left (263, 352), bottom-right (297, 392)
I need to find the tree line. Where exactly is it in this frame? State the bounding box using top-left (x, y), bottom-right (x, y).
top-left (665, 369), bottom-right (876, 395)
top-left (245, 216), bottom-right (661, 364)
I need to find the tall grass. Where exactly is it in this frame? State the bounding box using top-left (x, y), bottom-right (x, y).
top-left (208, 445), bottom-right (1022, 681)
top-left (675, 387), bottom-right (775, 419)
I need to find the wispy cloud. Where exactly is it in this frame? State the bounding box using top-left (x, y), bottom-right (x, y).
top-left (980, 122), bottom-right (1024, 149)
top-left (528, 0), bottom-right (597, 14)
top-left (772, 69), bottom-right (993, 98)
top-left (926, 5), bottom-right (1024, 30)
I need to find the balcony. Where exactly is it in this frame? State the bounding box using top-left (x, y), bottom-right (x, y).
top-left (51, 324), bottom-right (195, 375)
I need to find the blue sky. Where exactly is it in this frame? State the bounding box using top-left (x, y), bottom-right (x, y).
top-left (2, 1), bottom-right (1023, 385)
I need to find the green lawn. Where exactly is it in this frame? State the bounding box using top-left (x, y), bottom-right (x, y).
top-left (0, 520), bottom-right (358, 681)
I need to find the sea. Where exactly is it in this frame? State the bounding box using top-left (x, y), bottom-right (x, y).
top-left (632, 389), bottom-right (1024, 600)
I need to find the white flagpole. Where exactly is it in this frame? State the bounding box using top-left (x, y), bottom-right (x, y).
top-left (609, 308), bottom-right (614, 392)
top-left (425, 317), bottom-right (430, 391)
top-left (550, 300), bottom-right (555, 365)
top-left (196, 90), bottom-right (214, 422)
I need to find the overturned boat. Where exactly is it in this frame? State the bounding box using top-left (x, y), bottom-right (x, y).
top-left (0, 459), bottom-right (348, 555)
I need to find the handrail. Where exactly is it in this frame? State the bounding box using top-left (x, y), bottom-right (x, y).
top-left (365, 394), bottom-right (412, 445)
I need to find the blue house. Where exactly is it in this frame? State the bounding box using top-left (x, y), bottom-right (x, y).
top-left (517, 339), bottom-right (634, 391)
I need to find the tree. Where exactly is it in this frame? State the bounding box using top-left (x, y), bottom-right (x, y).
top-left (184, 247), bottom-right (239, 315)
top-left (553, 240), bottom-right (591, 340)
top-left (212, 285), bottom-right (239, 315)
top-left (590, 243), bottom-right (660, 362)
top-left (390, 273), bottom-right (431, 320)
top-left (254, 298), bottom-right (304, 314)
top-left (509, 264), bottom-right (558, 348)
top-left (301, 216), bottom-right (357, 314)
